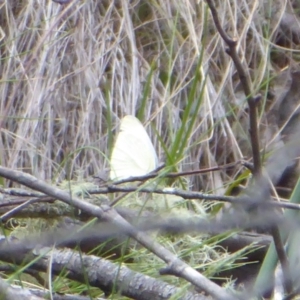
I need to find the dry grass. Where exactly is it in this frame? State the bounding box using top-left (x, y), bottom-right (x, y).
top-left (1, 0), bottom-right (293, 190)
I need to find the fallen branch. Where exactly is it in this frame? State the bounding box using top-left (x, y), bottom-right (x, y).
top-left (0, 239), bottom-right (208, 300)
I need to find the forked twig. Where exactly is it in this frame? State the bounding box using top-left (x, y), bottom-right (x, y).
top-left (205, 0), bottom-right (261, 176)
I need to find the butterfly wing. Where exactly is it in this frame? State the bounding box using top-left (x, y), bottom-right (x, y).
top-left (110, 115), bottom-right (158, 180)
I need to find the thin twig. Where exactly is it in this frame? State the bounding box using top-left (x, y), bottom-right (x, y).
top-left (92, 185), bottom-right (300, 211)
top-left (205, 0), bottom-right (261, 176)
top-left (270, 227), bottom-right (293, 294)
top-left (110, 161), bottom-right (239, 185)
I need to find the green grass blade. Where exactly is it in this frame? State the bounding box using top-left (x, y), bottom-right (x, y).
top-left (254, 176), bottom-right (300, 295)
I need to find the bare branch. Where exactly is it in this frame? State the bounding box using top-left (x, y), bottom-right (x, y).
top-left (204, 2), bottom-right (300, 295)
top-left (205, 0), bottom-right (261, 176)
top-left (0, 241), bottom-right (208, 300)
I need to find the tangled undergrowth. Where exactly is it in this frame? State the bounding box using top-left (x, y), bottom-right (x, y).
top-left (0, 0), bottom-right (300, 299)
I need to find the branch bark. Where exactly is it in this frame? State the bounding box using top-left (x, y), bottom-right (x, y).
top-left (0, 240), bottom-right (207, 300)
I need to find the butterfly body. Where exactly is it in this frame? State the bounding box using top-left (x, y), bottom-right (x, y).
top-left (110, 115), bottom-right (158, 180)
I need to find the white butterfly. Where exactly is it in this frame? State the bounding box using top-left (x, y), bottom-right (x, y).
top-left (110, 115), bottom-right (158, 180)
